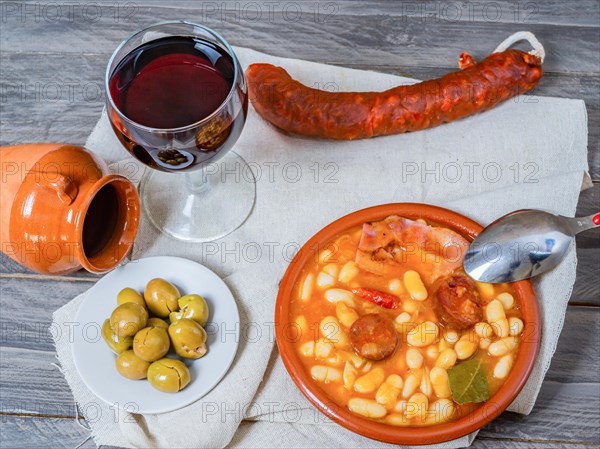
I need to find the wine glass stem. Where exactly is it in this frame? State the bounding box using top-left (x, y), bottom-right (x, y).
top-left (184, 168), bottom-right (209, 194)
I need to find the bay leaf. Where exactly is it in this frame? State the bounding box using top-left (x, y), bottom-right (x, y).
top-left (448, 356), bottom-right (490, 404)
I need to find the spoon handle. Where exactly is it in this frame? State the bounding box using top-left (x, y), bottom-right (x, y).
top-left (567, 213), bottom-right (600, 235)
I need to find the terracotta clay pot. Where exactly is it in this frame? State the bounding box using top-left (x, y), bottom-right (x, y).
top-left (1, 144), bottom-right (140, 275)
top-left (275, 203), bottom-right (541, 445)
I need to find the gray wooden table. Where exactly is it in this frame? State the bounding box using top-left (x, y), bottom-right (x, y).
top-left (1, 1), bottom-right (599, 448)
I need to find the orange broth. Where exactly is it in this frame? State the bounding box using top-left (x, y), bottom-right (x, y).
top-left (289, 221), bottom-right (523, 427)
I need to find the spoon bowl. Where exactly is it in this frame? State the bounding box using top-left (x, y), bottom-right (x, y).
top-left (465, 210), bottom-right (599, 283)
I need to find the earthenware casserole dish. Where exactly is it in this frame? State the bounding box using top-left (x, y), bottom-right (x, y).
top-left (275, 203), bottom-right (541, 445)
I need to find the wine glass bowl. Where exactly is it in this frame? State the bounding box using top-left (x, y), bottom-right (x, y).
top-left (105, 22), bottom-right (248, 173)
top-left (105, 21), bottom-right (255, 242)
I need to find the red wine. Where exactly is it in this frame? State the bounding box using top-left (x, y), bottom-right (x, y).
top-left (108, 36), bottom-right (247, 172)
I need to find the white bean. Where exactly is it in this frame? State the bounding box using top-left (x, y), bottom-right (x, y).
top-left (319, 248), bottom-right (334, 264)
top-left (406, 348), bottom-right (424, 369)
top-left (402, 371), bottom-right (421, 398)
top-left (386, 374), bottom-right (404, 390)
top-left (455, 336), bottom-right (478, 360)
top-left (497, 292), bottom-right (515, 310)
top-left (338, 261), bottom-right (358, 284)
top-left (435, 348), bottom-right (457, 370)
top-left (404, 270), bottom-right (428, 301)
top-left (343, 361), bottom-right (358, 389)
top-left (486, 299), bottom-right (506, 323)
top-left (388, 278), bottom-right (405, 295)
top-left (402, 299), bottom-right (419, 313)
top-left (324, 288), bottom-right (355, 306)
top-left (430, 367), bottom-right (451, 398)
top-left (426, 399), bottom-right (455, 424)
top-left (354, 367), bottom-right (385, 394)
top-left (488, 337), bottom-right (519, 357)
top-left (335, 302), bottom-right (359, 328)
top-left (327, 354), bottom-right (344, 366)
top-left (444, 330), bottom-right (459, 344)
top-left (348, 398), bottom-right (387, 419)
top-left (420, 367), bottom-right (432, 397)
top-left (322, 263), bottom-right (339, 277)
top-left (486, 299), bottom-right (509, 337)
top-left (405, 392), bottom-right (429, 419)
top-left (341, 351), bottom-right (367, 369)
top-left (393, 399), bottom-right (408, 414)
top-left (509, 317), bottom-right (524, 336)
top-left (492, 319), bottom-right (510, 338)
top-left (310, 365), bottom-right (341, 383)
top-left (407, 321), bottom-right (439, 347)
top-left (299, 341), bottom-right (314, 357)
top-left (475, 322), bottom-right (494, 339)
top-left (300, 273), bottom-right (314, 302)
top-left (493, 354), bottom-right (514, 379)
top-left (385, 412), bottom-right (411, 427)
top-left (315, 338), bottom-right (334, 359)
top-left (319, 316), bottom-right (350, 348)
top-left (476, 282), bottom-right (496, 300)
top-left (316, 272), bottom-right (335, 289)
top-left (376, 382), bottom-right (401, 409)
top-left (395, 312), bottom-right (411, 324)
top-left (426, 345), bottom-right (439, 359)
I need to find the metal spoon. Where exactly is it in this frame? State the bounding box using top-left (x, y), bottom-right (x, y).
top-left (464, 210), bottom-right (600, 283)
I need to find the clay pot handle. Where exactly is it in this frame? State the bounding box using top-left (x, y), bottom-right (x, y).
top-left (37, 174), bottom-right (78, 205)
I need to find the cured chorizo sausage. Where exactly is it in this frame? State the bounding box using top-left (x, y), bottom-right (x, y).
top-left (434, 274), bottom-right (482, 329)
top-left (349, 313), bottom-right (398, 360)
top-left (245, 37), bottom-right (544, 140)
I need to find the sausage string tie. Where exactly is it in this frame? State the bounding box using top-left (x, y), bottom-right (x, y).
top-left (493, 31), bottom-right (545, 63)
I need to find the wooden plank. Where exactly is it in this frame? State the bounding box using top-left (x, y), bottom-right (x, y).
top-left (544, 305), bottom-right (600, 383)
top-left (1, 54), bottom-right (598, 179)
top-left (575, 183), bottom-right (600, 250)
top-left (0, 4), bottom-right (598, 74)
top-left (573, 249), bottom-right (600, 305)
top-left (0, 415), bottom-right (99, 449)
top-left (0, 415), bottom-right (594, 449)
top-left (8, 0), bottom-right (600, 27)
top-left (0, 347), bottom-right (76, 417)
top-left (0, 277), bottom-right (90, 351)
top-left (478, 382), bottom-right (600, 442)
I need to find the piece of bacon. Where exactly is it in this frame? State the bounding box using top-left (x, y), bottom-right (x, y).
top-left (355, 216), bottom-right (469, 283)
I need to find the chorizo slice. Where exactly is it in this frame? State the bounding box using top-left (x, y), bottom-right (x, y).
top-left (434, 274), bottom-right (482, 329)
top-left (349, 313), bottom-right (398, 361)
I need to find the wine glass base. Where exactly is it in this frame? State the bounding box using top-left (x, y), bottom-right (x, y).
top-left (140, 151), bottom-right (256, 242)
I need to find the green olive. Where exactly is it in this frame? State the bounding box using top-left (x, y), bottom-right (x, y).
top-left (102, 319), bottom-right (133, 354)
top-left (133, 327), bottom-right (170, 362)
top-left (117, 287), bottom-right (146, 307)
top-left (110, 302), bottom-right (148, 337)
top-left (147, 358), bottom-right (191, 393)
top-left (115, 350), bottom-right (151, 380)
top-left (144, 278), bottom-right (180, 317)
top-left (147, 317), bottom-right (169, 330)
top-left (168, 319), bottom-right (207, 359)
top-left (169, 294), bottom-right (209, 326)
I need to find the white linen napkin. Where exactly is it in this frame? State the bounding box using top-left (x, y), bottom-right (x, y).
top-left (51, 46), bottom-right (589, 448)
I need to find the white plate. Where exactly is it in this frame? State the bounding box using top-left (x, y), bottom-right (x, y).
top-left (72, 256), bottom-right (239, 414)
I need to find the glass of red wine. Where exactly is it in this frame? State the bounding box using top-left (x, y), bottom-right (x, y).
top-left (105, 21), bottom-right (254, 242)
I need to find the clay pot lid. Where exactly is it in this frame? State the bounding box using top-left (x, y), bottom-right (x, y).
top-left (275, 203), bottom-right (541, 445)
